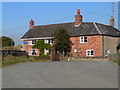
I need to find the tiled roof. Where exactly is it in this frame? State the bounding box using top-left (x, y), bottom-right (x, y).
top-left (21, 22), bottom-right (120, 39)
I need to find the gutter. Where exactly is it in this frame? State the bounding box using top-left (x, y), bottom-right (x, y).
top-left (102, 35), bottom-right (104, 56)
top-left (21, 37), bottom-right (54, 40)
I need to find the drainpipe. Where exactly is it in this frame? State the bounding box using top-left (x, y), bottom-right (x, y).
top-left (102, 35), bottom-right (104, 57)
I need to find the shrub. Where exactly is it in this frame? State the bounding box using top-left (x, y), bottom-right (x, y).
top-left (2, 55), bottom-right (33, 67)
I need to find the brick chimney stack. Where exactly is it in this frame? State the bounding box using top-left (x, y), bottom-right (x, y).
top-left (75, 9), bottom-right (83, 26)
top-left (30, 19), bottom-right (34, 28)
top-left (110, 16), bottom-right (114, 27)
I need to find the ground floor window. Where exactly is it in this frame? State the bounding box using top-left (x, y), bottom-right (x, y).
top-left (29, 49), bottom-right (37, 56)
top-left (105, 49), bottom-right (110, 56)
top-left (45, 49), bottom-right (50, 55)
top-left (86, 50), bottom-right (94, 56)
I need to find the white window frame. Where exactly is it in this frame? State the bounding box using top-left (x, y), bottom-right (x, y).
top-left (74, 49), bottom-right (77, 52)
top-left (44, 49), bottom-right (50, 55)
top-left (29, 49), bottom-right (37, 56)
top-left (80, 37), bottom-right (88, 43)
top-left (49, 39), bottom-right (53, 44)
top-left (29, 40), bottom-right (36, 45)
top-left (45, 39), bottom-right (53, 44)
top-left (86, 50), bottom-right (94, 56)
top-left (45, 39), bottom-right (49, 44)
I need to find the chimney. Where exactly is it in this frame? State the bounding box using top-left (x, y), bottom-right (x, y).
top-left (75, 9), bottom-right (83, 26)
top-left (30, 19), bottom-right (34, 28)
top-left (110, 16), bottom-right (114, 27)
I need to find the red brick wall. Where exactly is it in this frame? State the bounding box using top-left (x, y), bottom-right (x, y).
top-left (70, 35), bottom-right (102, 57)
top-left (22, 35), bottom-right (102, 57)
top-left (22, 40), bottom-right (40, 56)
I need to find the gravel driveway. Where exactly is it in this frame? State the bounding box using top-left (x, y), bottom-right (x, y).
top-left (2, 61), bottom-right (118, 88)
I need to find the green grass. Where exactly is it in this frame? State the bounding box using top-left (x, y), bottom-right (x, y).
top-left (2, 55), bottom-right (33, 67)
top-left (112, 60), bottom-right (120, 65)
top-left (33, 60), bottom-right (50, 62)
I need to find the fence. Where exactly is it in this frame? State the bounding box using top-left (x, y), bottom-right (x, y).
top-left (62, 56), bottom-right (108, 61)
top-left (108, 53), bottom-right (120, 60)
top-left (0, 50), bottom-right (27, 57)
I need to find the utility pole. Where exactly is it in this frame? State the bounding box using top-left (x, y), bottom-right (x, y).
top-left (112, 2), bottom-right (114, 18)
top-left (110, 2), bottom-right (115, 27)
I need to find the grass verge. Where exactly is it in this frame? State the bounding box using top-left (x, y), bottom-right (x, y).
top-left (33, 60), bottom-right (50, 62)
top-left (2, 55), bottom-right (33, 67)
top-left (112, 60), bottom-right (120, 65)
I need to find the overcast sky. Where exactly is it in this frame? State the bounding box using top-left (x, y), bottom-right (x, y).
top-left (2, 2), bottom-right (119, 45)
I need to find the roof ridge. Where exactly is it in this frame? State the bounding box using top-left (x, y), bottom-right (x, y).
top-left (35, 22), bottom-right (74, 27)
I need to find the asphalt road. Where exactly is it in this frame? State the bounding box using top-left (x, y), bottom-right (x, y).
top-left (2, 61), bottom-right (118, 88)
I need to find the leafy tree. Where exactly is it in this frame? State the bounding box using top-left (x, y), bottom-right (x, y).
top-left (52, 28), bottom-right (71, 56)
top-left (32, 40), bottom-right (51, 56)
top-left (1, 36), bottom-right (15, 47)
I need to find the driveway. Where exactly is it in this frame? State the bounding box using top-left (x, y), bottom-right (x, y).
top-left (2, 61), bottom-right (118, 88)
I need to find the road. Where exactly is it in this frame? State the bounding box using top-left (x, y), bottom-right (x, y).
top-left (2, 61), bottom-right (118, 88)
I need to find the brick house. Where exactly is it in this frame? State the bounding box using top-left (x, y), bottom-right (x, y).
top-left (21, 9), bottom-right (120, 57)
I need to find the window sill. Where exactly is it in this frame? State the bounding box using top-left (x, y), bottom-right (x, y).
top-left (80, 42), bottom-right (88, 44)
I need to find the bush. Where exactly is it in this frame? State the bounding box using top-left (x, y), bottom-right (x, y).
top-left (32, 55), bottom-right (50, 61)
top-left (113, 60), bottom-right (120, 65)
top-left (2, 55), bottom-right (33, 67)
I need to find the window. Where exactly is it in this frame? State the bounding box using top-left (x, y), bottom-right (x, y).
top-left (80, 37), bottom-right (88, 43)
top-left (45, 39), bottom-right (49, 43)
top-left (29, 40), bottom-right (36, 45)
top-left (29, 49), bottom-right (37, 56)
top-left (105, 49), bottom-right (110, 56)
top-left (74, 49), bottom-right (77, 52)
top-left (45, 39), bottom-right (53, 44)
top-left (86, 50), bottom-right (94, 56)
top-left (49, 39), bottom-right (53, 44)
top-left (32, 40), bottom-right (36, 44)
top-left (45, 49), bottom-right (50, 55)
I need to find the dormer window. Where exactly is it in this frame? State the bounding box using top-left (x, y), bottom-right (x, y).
top-left (80, 37), bottom-right (88, 43)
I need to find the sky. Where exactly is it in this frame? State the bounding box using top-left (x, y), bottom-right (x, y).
top-left (2, 2), bottom-right (119, 45)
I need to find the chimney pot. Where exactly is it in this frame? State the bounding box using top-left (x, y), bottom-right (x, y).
top-left (110, 17), bottom-right (114, 27)
top-left (75, 9), bottom-right (82, 26)
top-left (30, 19), bottom-right (34, 28)
top-left (77, 9), bottom-right (80, 15)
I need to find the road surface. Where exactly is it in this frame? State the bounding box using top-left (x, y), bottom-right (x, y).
top-left (2, 61), bottom-right (118, 88)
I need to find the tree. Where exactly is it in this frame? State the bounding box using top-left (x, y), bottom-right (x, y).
top-left (32, 40), bottom-right (51, 56)
top-left (52, 28), bottom-right (71, 56)
top-left (1, 36), bottom-right (15, 47)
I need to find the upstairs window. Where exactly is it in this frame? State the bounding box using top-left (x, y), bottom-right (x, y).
top-left (29, 40), bottom-right (36, 45)
top-left (49, 39), bottom-right (53, 44)
top-left (80, 37), bottom-right (88, 43)
top-left (45, 39), bottom-right (49, 43)
top-left (32, 40), bottom-right (36, 44)
top-left (45, 39), bottom-right (53, 44)
top-left (86, 50), bottom-right (94, 56)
